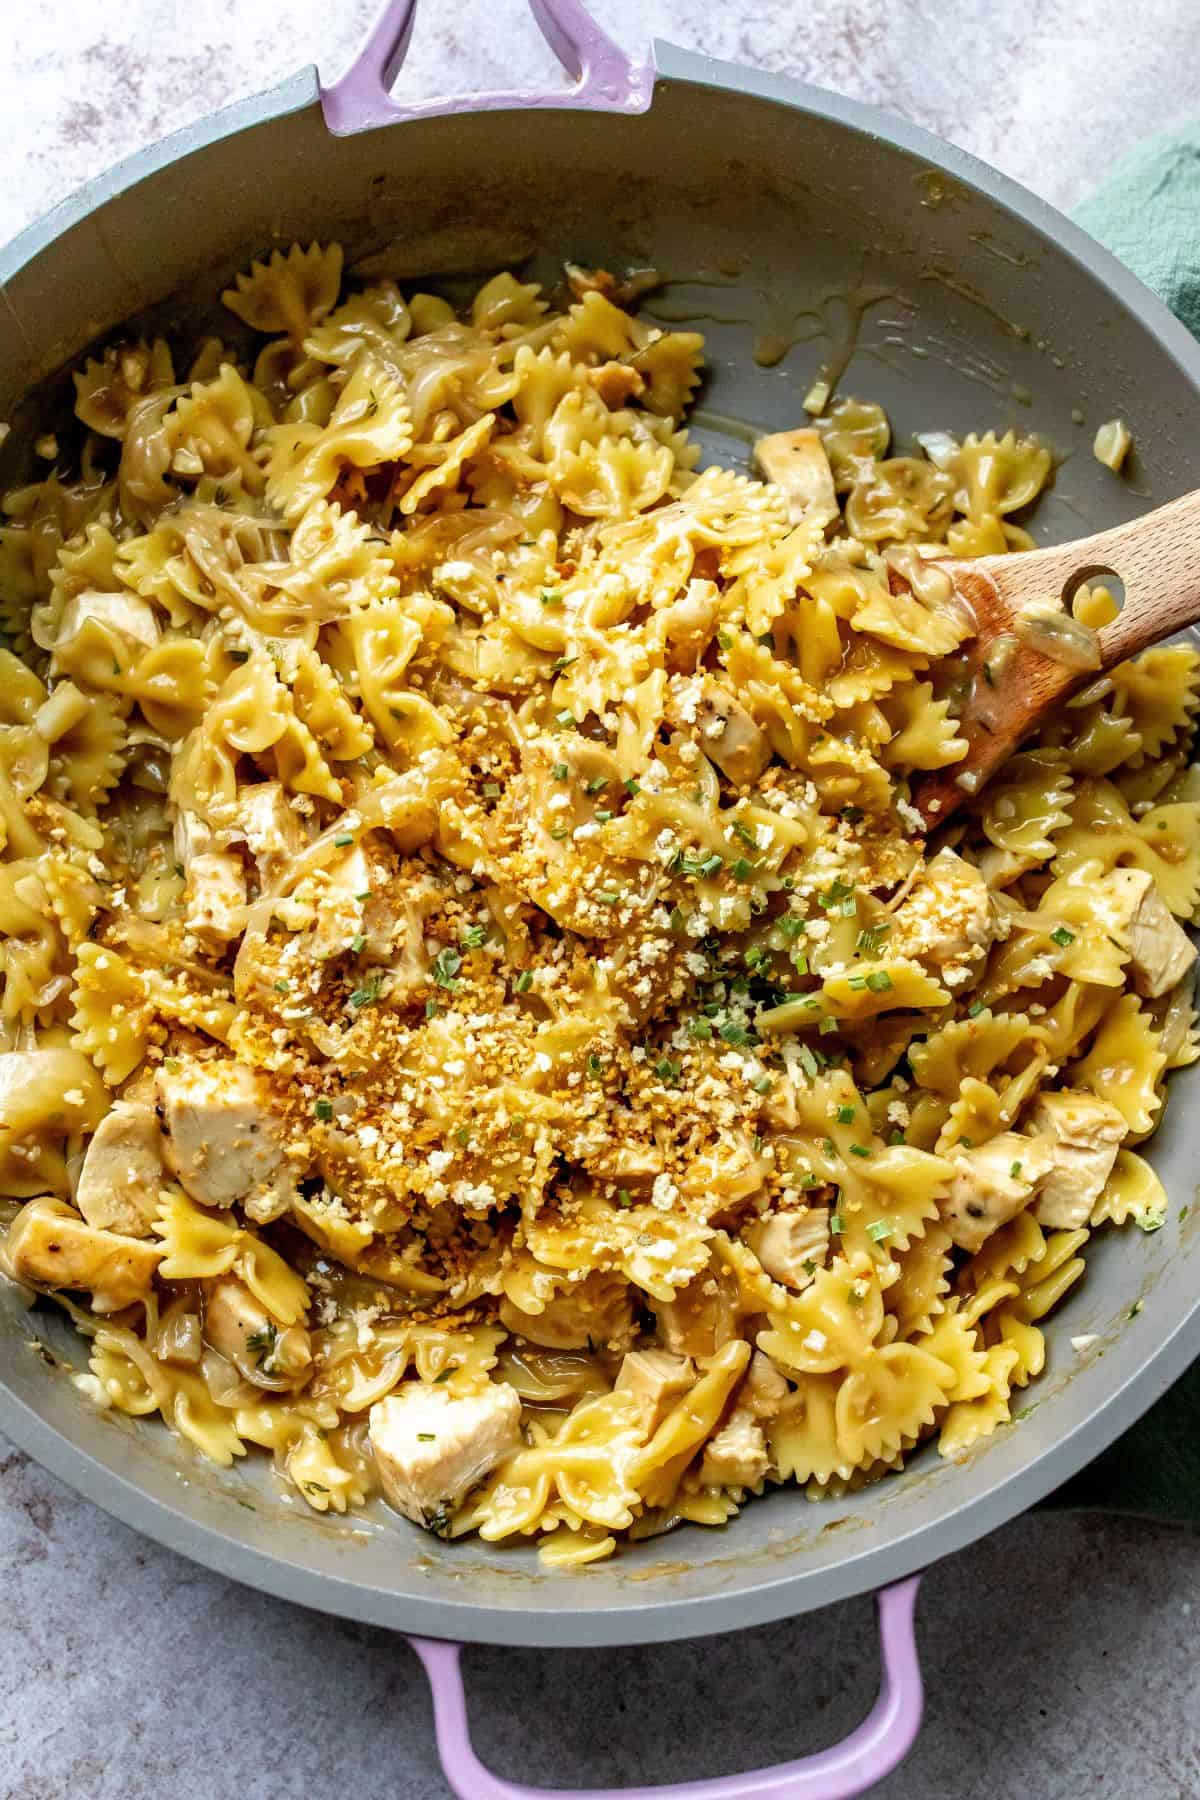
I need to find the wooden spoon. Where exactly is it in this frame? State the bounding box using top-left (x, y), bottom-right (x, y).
top-left (909, 488), bottom-right (1200, 830)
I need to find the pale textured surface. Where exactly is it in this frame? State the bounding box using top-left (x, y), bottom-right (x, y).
top-left (3, 2), bottom-right (1200, 1795)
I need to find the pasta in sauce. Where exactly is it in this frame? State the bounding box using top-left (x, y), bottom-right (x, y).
top-left (0, 243), bottom-right (1195, 1565)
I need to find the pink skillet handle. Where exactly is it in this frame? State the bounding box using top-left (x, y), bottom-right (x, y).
top-left (407, 1574), bottom-right (924, 1800)
top-left (320, 0), bottom-right (655, 136)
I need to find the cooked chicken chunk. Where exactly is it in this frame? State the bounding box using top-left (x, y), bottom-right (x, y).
top-left (310, 844), bottom-right (380, 960)
top-left (233, 781), bottom-right (305, 878)
top-left (74, 1101), bottom-right (163, 1237)
top-left (1, 1196), bottom-right (160, 1311)
top-left (155, 1058), bottom-right (296, 1222)
top-left (368, 1382), bottom-right (522, 1531)
top-left (890, 848), bottom-right (997, 981)
top-left (1031, 1090), bottom-right (1127, 1229)
top-left (615, 1348), bottom-right (694, 1431)
top-left (173, 808), bottom-right (212, 867)
top-left (747, 1206), bottom-right (829, 1289)
top-left (1100, 868), bottom-right (1196, 999)
top-left (943, 1131), bottom-right (1055, 1253)
top-left (184, 850), bottom-right (247, 947)
top-left (693, 680), bottom-right (771, 786)
top-left (699, 1408), bottom-right (769, 1488)
top-left (203, 1275), bottom-right (311, 1391)
top-left (754, 428), bottom-right (838, 529)
top-left (51, 589), bottom-right (160, 671)
top-left (740, 1348), bottom-right (790, 1421)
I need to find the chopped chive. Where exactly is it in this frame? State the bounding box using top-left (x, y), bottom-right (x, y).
top-left (849, 1143), bottom-right (871, 1158)
top-left (333, 833), bottom-right (354, 846)
top-left (717, 629), bottom-right (733, 650)
top-left (555, 709), bottom-right (576, 728)
top-left (273, 979), bottom-right (290, 994)
top-left (731, 857), bottom-right (756, 880)
top-left (314, 1099), bottom-right (333, 1121)
top-left (1050, 926), bottom-right (1075, 947)
top-left (587, 1053), bottom-right (606, 1079)
top-left (867, 1219), bottom-right (892, 1242)
top-left (595, 808), bottom-right (613, 822)
top-left (552, 762), bottom-right (569, 780)
top-left (430, 947), bottom-right (462, 988)
top-left (617, 1188), bottom-right (634, 1207)
top-left (350, 934), bottom-right (367, 954)
top-left (595, 888), bottom-right (621, 905)
top-left (482, 781), bottom-right (501, 797)
top-left (719, 1020), bottom-right (749, 1046)
top-left (349, 978), bottom-right (382, 1008)
top-left (836, 1104), bottom-right (856, 1123)
top-left (655, 1057), bottom-right (681, 1083)
top-left (515, 970), bottom-right (534, 993)
top-left (967, 1000), bottom-right (985, 1017)
top-left (819, 1016), bottom-right (838, 1035)
top-left (866, 970), bottom-right (893, 993)
top-left (624, 777), bottom-right (641, 796)
top-left (462, 925), bottom-right (487, 948)
top-left (830, 1213), bottom-right (845, 1234)
top-left (752, 1073), bottom-right (773, 1094)
top-left (1010, 1160), bottom-right (1023, 1178)
top-left (798, 1045), bottom-right (818, 1077)
top-left (539, 588), bottom-right (563, 606)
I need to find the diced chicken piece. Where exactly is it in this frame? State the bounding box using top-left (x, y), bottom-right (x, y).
top-left (754, 428), bottom-right (839, 529)
top-left (155, 1058), bottom-right (297, 1222)
top-left (184, 851), bottom-right (246, 947)
top-left (1030, 1090), bottom-right (1127, 1229)
top-left (51, 589), bottom-right (160, 670)
top-left (203, 1275), bottom-right (311, 1391)
top-left (1, 1196), bottom-right (161, 1311)
top-left (368, 1381), bottom-right (522, 1531)
top-left (615, 1348), bottom-right (694, 1431)
top-left (1100, 868), bottom-right (1196, 999)
top-left (233, 781), bottom-right (306, 878)
top-left (943, 1131), bottom-right (1055, 1253)
top-left (747, 1206), bottom-right (829, 1289)
top-left (694, 680), bottom-right (771, 786)
top-left (75, 1102), bottom-right (163, 1237)
top-left (587, 361), bottom-right (645, 408)
top-left (309, 845), bottom-right (379, 960)
top-left (740, 1348), bottom-right (790, 1421)
top-left (173, 808), bottom-right (212, 868)
top-left (891, 847), bottom-right (996, 979)
top-left (699, 1408), bottom-right (769, 1488)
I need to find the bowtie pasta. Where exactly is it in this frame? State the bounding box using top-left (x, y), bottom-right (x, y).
top-left (0, 242), bottom-right (1196, 1565)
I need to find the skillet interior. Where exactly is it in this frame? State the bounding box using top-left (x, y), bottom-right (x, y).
top-left (1, 46), bottom-right (1199, 1647)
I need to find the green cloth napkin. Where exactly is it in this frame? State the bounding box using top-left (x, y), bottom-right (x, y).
top-left (1039, 132), bottom-right (1200, 1524)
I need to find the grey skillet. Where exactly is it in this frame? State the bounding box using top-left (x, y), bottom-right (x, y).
top-left (1, 2), bottom-right (1199, 1793)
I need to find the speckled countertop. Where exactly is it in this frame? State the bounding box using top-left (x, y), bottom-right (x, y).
top-left (3, 4), bottom-right (1200, 1796)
